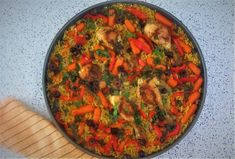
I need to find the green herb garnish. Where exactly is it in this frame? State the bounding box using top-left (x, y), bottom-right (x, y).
top-left (154, 57), bottom-right (161, 64)
top-left (126, 32), bottom-right (136, 38)
top-left (96, 49), bottom-right (110, 58)
top-left (153, 48), bottom-right (164, 58)
top-left (74, 101), bottom-right (84, 107)
top-left (123, 91), bottom-right (130, 99)
top-left (134, 113), bottom-right (141, 125)
top-left (85, 19), bottom-right (96, 30)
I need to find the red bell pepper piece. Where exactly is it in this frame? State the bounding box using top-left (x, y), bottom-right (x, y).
top-left (171, 64), bottom-right (187, 73)
top-left (136, 32), bottom-right (153, 49)
top-left (84, 14), bottom-right (108, 24)
top-left (128, 38), bottom-right (141, 54)
top-left (118, 138), bottom-right (128, 153)
top-left (173, 38), bottom-right (184, 56)
top-left (127, 73), bottom-right (139, 83)
top-left (126, 7), bottom-right (148, 21)
top-left (137, 104), bottom-right (147, 119)
top-left (153, 125), bottom-right (163, 139)
top-left (170, 91), bottom-right (184, 115)
top-left (180, 75), bottom-right (199, 83)
top-left (78, 54), bottom-right (92, 66)
top-left (171, 91), bottom-right (184, 106)
top-left (130, 38), bottom-right (152, 54)
top-left (74, 35), bottom-right (87, 45)
top-left (111, 136), bottom-right (118, 151)
top-left (54, 112), bottom-right (64, 125)
top-left (98, 123), bottom-right (111, 133)
top-left (172, 73), bottom-right (183, 84)
top-left (149, 110), bottom-right (156, 120)
top-left (137, 37), bottom-right (152, 54)
top-left (96, 14), bottom-right (108, 23)
top-left (138, 58), bottom-right (146, 67)
top-left (170, 106), bottom-right (180, 116)
top-left (167, 123), bottom-right (181, 137)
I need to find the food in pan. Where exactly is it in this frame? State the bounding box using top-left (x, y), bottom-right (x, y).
top-left (46, 3), bottom-right (203, 158)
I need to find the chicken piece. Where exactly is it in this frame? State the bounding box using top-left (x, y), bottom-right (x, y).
top-left (96, 27), bottom-right (118, 48)
top-left (148, 77), bottom-right (163, 107)
top-left (139, 77), bottom-right (163, 107)
top-left (144, 23), bottom-right (171, 50)
top-left (140, 84), bottom-right (157, 105)
top-left (119, 98), bottom-right (134, 122)
top-left (79, 64), bottom-right (102, 82)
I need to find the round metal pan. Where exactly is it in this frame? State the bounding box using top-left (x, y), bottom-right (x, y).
top-left (42, 1), bottom-right (207, 158)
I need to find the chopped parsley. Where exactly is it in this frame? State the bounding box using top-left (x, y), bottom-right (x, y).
top-left (96, 49), bottom-right (110, 58)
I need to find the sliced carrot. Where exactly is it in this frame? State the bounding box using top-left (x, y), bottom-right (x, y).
top-left (155, 64), bottom-right (167, 71)
top-left (125, 19), bottom-right (135, 33)
top-left (178, 40), bottom-right (192, 53)
top-left (94, 44), bottom-right (104, 51)
top-left (79, 85), bottom-right (86, 98)
top-left (129, 38), bottom-right (140, 54)
top-left (111, 57), bottom-right (124, 76)
top-left (67, 62), bottom-right (76, 71)
top-left (72, 105), bottom-right (95, 116)
top-left (155, 12), bottom-right (173, 28)
top-left (109, 56), bottom-right (116, 72)
top-left (86, 93), bottom-right (94, 104)
top-left (67, 30), bottom-right (75, 38)
top-left (93, 108), bottom-right (101, 123)
top-left (76, 22), bottom-right (85, 32)
top-left (78, 122), bottom-right (85, 136)
top-left (108, 9), bottom-right (116, 27)
top-left (193, 77), bottom-right (203, 92)
top-left (97, 91), bottom-right (110, 108)
top-left (146, 57), bottom-right (155, 66)
top-left (167, 76), bottom-right (178, 87)
top-left (188, 62), bottom-right (201, 75)
top-left (187, 91), bottom-right (200, 104)
top-left (181, 104), bottom-right (197, 124)
top-left (94, 52), bottom-right (108, 62)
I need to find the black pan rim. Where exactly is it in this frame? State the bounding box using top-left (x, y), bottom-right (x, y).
top-left (42, 1), bottom-right (207, 158)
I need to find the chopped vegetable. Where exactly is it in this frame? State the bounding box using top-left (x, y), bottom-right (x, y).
top-left (72, 105), bottom-right (95, 116)
top-left (96, 49), bottom-right (110, 58)
top-left (76, 22), bottom-right (85, 32)
top-left (67, 62), bottom-right (76, 71)
top-left (125, 19), bottom-right (136, 33)
top-left (193, 77), bottom-right (203, 91)
top-left (167, 76), bottom-right (178, 87)
top-left (155, 12), bottom-right (173, 28)
top-left (173, 38), bottom-right (184, 56)
top-left (126, 7), bottom-right (148, 21)
top-left (93, 108), bottom-right (101, 123)
top-left (178, 39), bottom-right (192, 53)
top-left (111, 57), bottom-right (124, 76)
top-left (188, 62), bottom-right (201, 75)
top-left (128, 38), bottom-right (141, 54)
top-left (181, 104), bottom-right (197, 124)
top-left (108, 9), bottom-right (116, 26)
top-left (97, 91), bottom-right (110, 108)
top-left (187, 91), bottom-right (200, 105)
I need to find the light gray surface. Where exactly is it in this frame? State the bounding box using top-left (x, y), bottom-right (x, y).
top-left (0, 0), bottom-right (234, 158)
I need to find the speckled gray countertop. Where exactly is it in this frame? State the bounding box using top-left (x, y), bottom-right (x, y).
top-left (0, 0), bottom-right (234, 158)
